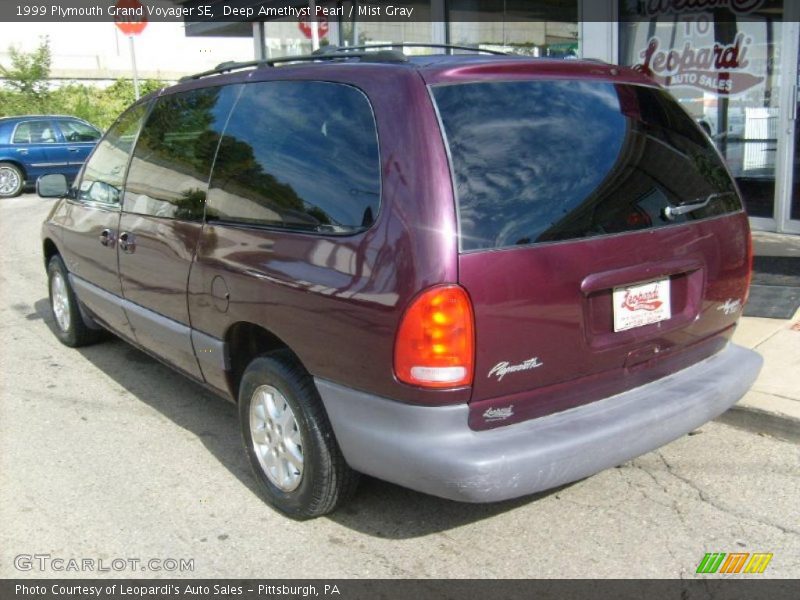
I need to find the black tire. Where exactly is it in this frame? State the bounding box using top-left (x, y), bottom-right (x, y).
top-left (47, 255), bottom-right (102, 347)
top-left (239, 352), bottom-right (359, 519)
top-left (0, 162), bottom-right (24, 198)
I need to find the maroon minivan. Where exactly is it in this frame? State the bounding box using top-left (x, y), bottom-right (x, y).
top-left (39, 46), bottom-right (762, 519)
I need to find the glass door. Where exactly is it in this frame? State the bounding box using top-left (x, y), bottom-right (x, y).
top-left (618, 1), bottom-right (786, 232)
top-left (782, 18), bottom-right (800, 233)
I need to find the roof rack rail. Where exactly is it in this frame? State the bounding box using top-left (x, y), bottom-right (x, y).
top-left (179, 49), bottom-right (408, 82)
top-left (179, 60), bottom-right (266, 82)
top-left (316, 43), bottom-right (509, 56)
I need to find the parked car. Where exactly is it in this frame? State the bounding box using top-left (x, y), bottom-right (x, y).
top-left (0, 115), bottom-right (101, 198)
top-left (38, 46), bottom-right (762, 519)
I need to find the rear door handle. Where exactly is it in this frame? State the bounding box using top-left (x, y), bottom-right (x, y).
top-left (68, 147), bottom-right (80, 153)
top-left (119, 231), bottom-right (135, 253)
top-left (99, 228), bottom-right (115, 247)
top-left (16, 148), bottom-right (28, 155)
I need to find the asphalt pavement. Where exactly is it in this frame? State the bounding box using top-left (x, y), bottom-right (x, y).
top-left (1, 194), bottom-right (798, 579)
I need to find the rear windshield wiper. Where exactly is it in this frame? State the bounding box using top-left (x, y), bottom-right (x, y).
top-left (663, 192), bottom-right (734, 221)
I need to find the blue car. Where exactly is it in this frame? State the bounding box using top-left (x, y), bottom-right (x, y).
top-left (0, 115), bottom-right (102, 198)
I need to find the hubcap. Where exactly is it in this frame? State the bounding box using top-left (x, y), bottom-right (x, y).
top-left (0, 166), bottom-right (21, 195)
top-left (50, 271), bottom-right (71, 333)
top-left (249, 385), bottom-right (303, 492)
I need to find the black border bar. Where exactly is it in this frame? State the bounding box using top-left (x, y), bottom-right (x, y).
top-left (1, 0), bottom-right (796, 23)
top-left (3, 579), bottom-right (799, 600)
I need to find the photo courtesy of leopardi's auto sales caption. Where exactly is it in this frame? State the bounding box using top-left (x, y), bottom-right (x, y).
top-left (14, 583), bottom-right (341, 598)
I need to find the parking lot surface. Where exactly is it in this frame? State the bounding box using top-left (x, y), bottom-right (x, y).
top-left (1, 194), bottom-right (798, 578)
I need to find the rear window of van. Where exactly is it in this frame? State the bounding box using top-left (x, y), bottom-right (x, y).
top-left (431, 81), bottom-right (742, 252)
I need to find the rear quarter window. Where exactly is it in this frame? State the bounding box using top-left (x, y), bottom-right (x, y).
top-left (206, 80), bottom-right (380, 234)
top-left (431, 80), bottom-right (742, 252)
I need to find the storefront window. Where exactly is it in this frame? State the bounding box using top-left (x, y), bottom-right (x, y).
top-left (620, 1), bottom-right (784, 220)
top-left (448, 0), bottom-right (578, 56)
top-left (793, 45), bottom-right (800, 222)
top-left (264, 17), bottom-right (319, 57)
top-left (338, 1), bottom-right (433, 50)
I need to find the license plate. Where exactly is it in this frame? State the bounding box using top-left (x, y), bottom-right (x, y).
top-left (613, 278), bottom-right (671, 332)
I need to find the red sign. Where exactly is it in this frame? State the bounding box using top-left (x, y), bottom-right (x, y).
top-left (634, 33), bottom-right (764, 96)
top-left (298, 15), bottom-right (329, 40)
top-left (114, 0), bottom-right (148, 36)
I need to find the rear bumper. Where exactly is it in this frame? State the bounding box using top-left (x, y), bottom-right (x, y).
top-left (316, 343), bottom-right (762, 502)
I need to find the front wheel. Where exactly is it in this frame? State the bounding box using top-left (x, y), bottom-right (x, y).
top-left (239, 352), bottom-right (359, 519)
top-left (47, 255), bottom-right (102, 347)
top-left (0, 162), bottom-right (24, 198)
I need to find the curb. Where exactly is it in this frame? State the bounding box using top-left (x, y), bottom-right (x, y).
top-left (716, 405), bottom-right (800, 444)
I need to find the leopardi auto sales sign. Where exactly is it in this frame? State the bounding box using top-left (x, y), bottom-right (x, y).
top-left (634, 33), bottom-right (764, 96)
top-left (630, 0), bottom-right (767, 96)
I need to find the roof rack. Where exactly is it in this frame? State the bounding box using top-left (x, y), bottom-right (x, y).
top-left (178, 43), bottom-right (511, 83)
top-left (316, 43), bottom-right (509, 56)
top-left (179, 49), bottom-right (408, 82)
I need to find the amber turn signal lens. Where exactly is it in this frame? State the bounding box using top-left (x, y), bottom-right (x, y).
top-left (394, 284), bottom-right (474, 388)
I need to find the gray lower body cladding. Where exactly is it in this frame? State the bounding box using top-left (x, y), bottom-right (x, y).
top-left (316, 343), bottom-right (762, 502)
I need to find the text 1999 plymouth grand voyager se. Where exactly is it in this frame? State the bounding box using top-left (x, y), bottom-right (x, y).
top-left (39, 46), bottom-right (762, 519)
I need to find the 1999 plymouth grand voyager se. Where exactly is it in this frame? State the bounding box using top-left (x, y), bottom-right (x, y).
top-left (39, 46), bottom-right (762, 519)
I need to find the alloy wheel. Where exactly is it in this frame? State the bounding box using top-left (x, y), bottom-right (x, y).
top-left (50, 271), bottom-right (72, 333)
top-left (0, 166), bottom-right (21, 196)
top-left (249, 384), bottom-right (304, 492)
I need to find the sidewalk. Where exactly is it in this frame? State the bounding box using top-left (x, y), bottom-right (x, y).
top-left (716, 231), bottom-right (800, 442)
top-left (752, 230), bottom-right (800, 258)
top-left (719, 309), bottom-right (800, 442)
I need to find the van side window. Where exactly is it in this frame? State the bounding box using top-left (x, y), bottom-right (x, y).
top-left (124, 86), bottom-right (240, 221)
top-left (206, 81), bottom-right (380, 233)
top-left (77, 103), bottom-right (148, 206)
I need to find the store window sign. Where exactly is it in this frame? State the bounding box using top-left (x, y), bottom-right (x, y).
top-left (639, 0), bottom-right (765, 17)
top-left (634, 33), bottom-right (764, 96)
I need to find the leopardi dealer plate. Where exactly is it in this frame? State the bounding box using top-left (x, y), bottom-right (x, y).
top-left (613, 278), bottom-right (671, 332)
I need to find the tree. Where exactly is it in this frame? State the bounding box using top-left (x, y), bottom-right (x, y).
top-left (0, 37), bottom-right (52, 102)
top-left (0, 37), bottom-right (165, 128)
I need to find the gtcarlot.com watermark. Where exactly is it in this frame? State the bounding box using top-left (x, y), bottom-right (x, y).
top-left (14, 553), bottom-right (194, 573)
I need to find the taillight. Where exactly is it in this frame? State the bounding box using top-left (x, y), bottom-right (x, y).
top-left (394, 284), bottom-right (474, 388)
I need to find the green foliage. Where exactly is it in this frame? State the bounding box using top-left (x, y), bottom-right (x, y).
top-left (47, 79), bottom-right (165, 129)
top-left (0, 36), bottom-right (52, 101)
top-left (1, 38), bottom-right (166, 130)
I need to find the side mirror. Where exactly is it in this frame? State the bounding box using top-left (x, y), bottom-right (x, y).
top-left (37, 174), bottom-right (68, 198)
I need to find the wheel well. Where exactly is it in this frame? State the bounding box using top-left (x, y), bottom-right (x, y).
top-left (0, 159), bottom-right (27, 182)
top-left (43, 238), bottom-right (59, 268)
top-left (225, 322), bottom-right (300, 401)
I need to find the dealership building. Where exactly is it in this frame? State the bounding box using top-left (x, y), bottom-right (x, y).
top-left (182, 0), bottom-right (799, 235)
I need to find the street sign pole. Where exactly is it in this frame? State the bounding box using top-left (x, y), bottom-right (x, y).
top-left (309, 0), bottom-right (319, 51)
top-left (129, 35), bottom-right (140, 100)
top-left (114, 0), bottom-right (147, 99)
